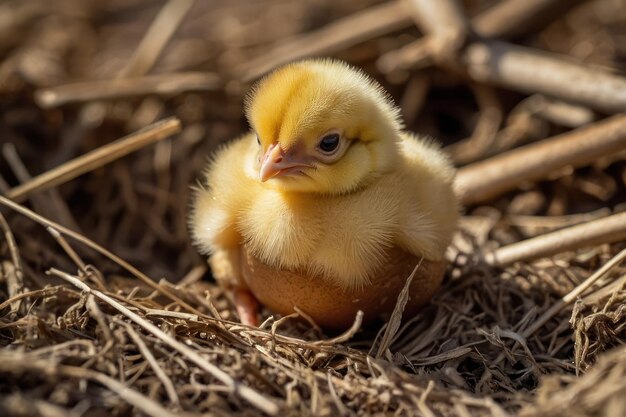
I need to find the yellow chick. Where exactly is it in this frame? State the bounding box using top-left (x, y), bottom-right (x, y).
top-left (191, 59), bottom-right (458, 328)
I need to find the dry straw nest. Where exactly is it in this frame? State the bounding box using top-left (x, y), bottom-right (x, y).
top-left (1, 0), bottom-right (626, 416)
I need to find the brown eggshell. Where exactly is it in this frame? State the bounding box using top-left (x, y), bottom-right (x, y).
top-left (240, 245), bottom-right (445, 329)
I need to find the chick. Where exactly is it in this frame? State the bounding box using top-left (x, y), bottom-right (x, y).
top-left (191, 59), bottom-right (458, 328)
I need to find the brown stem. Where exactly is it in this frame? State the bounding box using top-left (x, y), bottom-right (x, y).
top-left (35, 72), bottom-right (220, 109)
top-left (455, 114), bottom-right (626, 205)
top-left (378, 0), bottom-right (588, 74)
top-left (484, 211), bottom-right (626, 266)
top-left (236, 1), bottom-right (412, 81)
top-left (464, 40), bottom-right (626, 114)
top-left (472, 0), bottom-right (586, 39)
top-left (4, 118), bottom-right (181, 203)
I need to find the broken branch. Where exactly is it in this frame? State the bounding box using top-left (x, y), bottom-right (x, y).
top-left (4, 117), bottom-right (181, 203)
top-left (237, 0), bottom-right (412, 81)
top-left (455, 114), bottom-right (626, 205)
top-left (35, 72), bottom-right (220, 108)
top-left (484, 211), bottom-right (626, 266)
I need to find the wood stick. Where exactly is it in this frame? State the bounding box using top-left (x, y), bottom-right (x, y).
top-left (4, 117), bottom-right (181, 203)
top-left (404, 0), bottom-right (469, 68)
top-left (2, 143), bottom-right (81, 230)
top-left (484, 211), bottom-right (626, 266)
top-left (404, 0), bottom-right (469, 39)
top-left (472, 0), bottom-right (585, 39)
top-left (0, 213), bottom-right (25, 312)
top-left (35, 72), bottom-right (221, 109)
top-left (236, 0), bottom-right (412, 81)
top-left (0, 173), bottom-right (9, 194)
top-left (463, 40), bottom-right (626, 114)
top-left (0, 194), bottom-right (205, 319)
top-left (521, 247), bottom-right (626, 338)
top-left (118, 0), bottom-right (196, 78)
top-left (121, 321), bottom-right (180, 407)
top-left (0, 360), bottom-right (179, 417)
top-left (49, 268), bottom-right (279, 416)
top-left (378, 0), bottom-right (588, 73)
top-left (455, 114), bottom-right (626, 205)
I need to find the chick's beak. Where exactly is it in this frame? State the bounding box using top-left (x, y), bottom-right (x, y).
top-left (259, 143), bottom-right (312, 182)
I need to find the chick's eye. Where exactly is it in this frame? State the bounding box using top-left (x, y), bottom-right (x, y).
top-left (318, 134), bottom-right (340, 153)
top-left (256, 135), bottom-right (261, 146)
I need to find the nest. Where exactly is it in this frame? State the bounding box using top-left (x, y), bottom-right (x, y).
top-left (1, 0), bottom-right (626, 416)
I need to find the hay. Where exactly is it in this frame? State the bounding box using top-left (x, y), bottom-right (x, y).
top-left (1, 0), bottom-right (626, 416)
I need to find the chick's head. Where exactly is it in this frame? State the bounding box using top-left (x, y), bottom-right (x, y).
top-left (246, 59), bottom-right (403, 195)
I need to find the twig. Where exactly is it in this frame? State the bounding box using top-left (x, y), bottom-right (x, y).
top-left (0, 212), bottom-right (25, 312)
top-left (118, 0), bottom-right (197, 78)
top-left (378, 0), bottom-right (589, 73)
top-left (0, 360), bottom-right (178, 417)
top-left (404, 0), bottom-right (468, 38)
top-left (463, 40), bottom-right (626, 114)
top-left (2, 142), bottom-right (80, 230)
top-left (120, 320), bottom-right (181, 408)
top-left (472, 0), bottom-right (585, 39)
top-left (455, 114), bottom-right (626, 205)
top-left (0, 173), bottom-right (9, 194)
top-left (376, 258), bottom-right (423, 359)
top-left (236, 0), bottom-right (412, 81)
top-left (525, 96), bottom-right (594, 129)
top-left (521, 248), bottom-right (626, 338)
top-left (446, 84), bottom-right (503, 164)
top-left (327, 373), bottom-right (350, 416)
top-left (46, 227), bottom-right (87, 272)
top-left (399, 73), bottom-right (430, 124)
top-left (0, 286), bottom-right (67, 312)
top-left (0, 195), bottom-right (205, 318)
top-left (403, 0), bottom-right (469, 66)
top-left (311, 311), bottom-right (364, 347)
top-left (484, 211), bottom-right (626, 266)
top-left (48, 268), bottom-right (279, 415)
top-left (417, 380), bottom-right (437, 417)
top-left (4, 117), bottom-right (181, 203)
top-left (35, 72), bottom-right (221, 109)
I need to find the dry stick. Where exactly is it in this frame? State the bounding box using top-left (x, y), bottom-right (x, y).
top-left (455, 114), bottom-right (626, 205)
top-left (447, 84), bottom-right (503, 164)
top-left (3, 142), bottom-right (81, 230)
top-left (236, 0), bottom-right (412, 81)
top-left (48, 269), bottom-right (279, 416)
top-left (489, 248), bottom-right (626, 368)
top-left (404, 0), bottom-right (468, 38)
top-left (46, 0), bottom-right (194, 160)
top-left (120, 321), bottom-right (181, 408)
top-left (12, 362), bottom-right (178, 417)
top-left (0, 173), bottom-right (9, 194)
top-left (376, 259), bottom-right (423, 359)
top-left (0, 195), bottom-right (205, 318)
top-left (118, 0), bottom-right (196, 78)
top-left (0, 212), bottom-right (25, 312)
top-left (523, 247), bottom-right (626, 338)
top-left (484, 211), bottom-right (626, 266)
top-left (385, 15), bottom-right (626, 113)
top-left (35, 72), bottom-right (221, 109)
top-left (463, 40), bottom-right (626, 114)
top-left (4, 117), bottom-right (181, 203)
top-left (403, 0), bottom-right (469, 66)
top-left (378, 0), bottom-right (588, 73)
top-left (472, 0), bottom-right (585, 39)
top-left (46, 227), bottom-right (87, 271)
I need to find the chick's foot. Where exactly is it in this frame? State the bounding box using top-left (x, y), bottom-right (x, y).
top-left (234, 288), bottom-right (260, 326)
